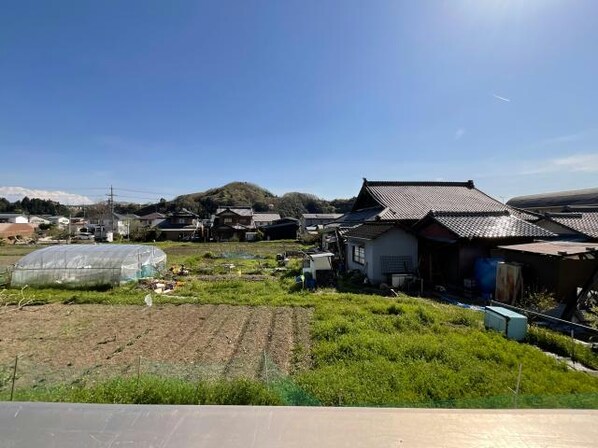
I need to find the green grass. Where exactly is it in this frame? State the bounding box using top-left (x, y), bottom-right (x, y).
top-left (3, 241), bottom-right (598, 408)
top-left (293, 297), bottom-right (598, 407)
top-left (3, 376), bottom-right (283, 406)
top-left (526, 326), bottom-right (598, 370)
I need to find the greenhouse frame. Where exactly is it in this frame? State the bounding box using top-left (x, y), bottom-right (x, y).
top-left (10, 245), bottom-right (167, 288)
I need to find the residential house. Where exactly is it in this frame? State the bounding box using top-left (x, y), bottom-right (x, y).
top-left (155, 209), bottom-right (202, 241)
top-left (253, 212), bottom-right (281, 228)
top-left (28, 216), bottom-right (51, 227)
top-left (89, 213), bottom-right (139, 237)
top-left (211, 206), bottom-right (254, 241)
top-left (534, 210), bottom-right (598, 242)
top-left (47, 216), bottom-right (71, 228)
top-left (138, 212), bottom-right (167, 228)
top-left (0, 213), bottom-right (28, 224)
top-left (301, 213), bottom-right (343, 232)
top-left (68, 217), bottom-right (90, 235)
top-left (338, 179), bottom-right (555, 287)
top-left (414, 210), bottom-right (554, 286)
top-left (345, 223), bottom-right (418, 285)
top-left (261, 217), bottom-right (300, 240)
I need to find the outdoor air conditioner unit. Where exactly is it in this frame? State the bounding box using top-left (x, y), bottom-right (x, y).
top-left (391, 274), bottom-right (414, 288)
top-left (484, 306), bottom-right (527, 341)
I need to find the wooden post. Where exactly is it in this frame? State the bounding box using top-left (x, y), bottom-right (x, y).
top-left (10, 355), bottom-right (18, 401)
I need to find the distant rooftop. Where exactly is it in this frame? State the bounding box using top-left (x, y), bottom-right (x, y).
top-left (507, 187), bottom-right (598, 209)
top-left (215, 206), bottom-right (253, 216)
top-left (302, 213), bottom-right (343, 220)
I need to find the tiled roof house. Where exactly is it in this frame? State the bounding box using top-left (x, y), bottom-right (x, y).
top-left (340, 179), bottom-right (555, 287)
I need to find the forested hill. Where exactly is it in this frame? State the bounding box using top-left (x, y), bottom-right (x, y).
top-left (0, 197), bottom-right (70, 216)
top-left (135, 182), bottom-right (355, 218)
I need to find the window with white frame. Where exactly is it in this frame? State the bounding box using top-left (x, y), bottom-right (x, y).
top-left (352, 244), bottom-right (365, 265)
top-left (224, 217), bottom-right (233, 224)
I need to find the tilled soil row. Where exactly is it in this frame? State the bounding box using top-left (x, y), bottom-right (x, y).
top-left (0, 303), bottom-right (313, 387)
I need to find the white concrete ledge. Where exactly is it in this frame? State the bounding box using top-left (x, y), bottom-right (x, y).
top-left (1, 402), bottom-right (597, 447)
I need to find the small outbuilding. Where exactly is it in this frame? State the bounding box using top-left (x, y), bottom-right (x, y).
top-left (11, 244), bottom-right (167, 288)
top-left (262, 218), bottom-right (299, 240)
top-left (302, 252), bottom-right (335, 286)
top-left (494, 241), bottom-right (598, 320)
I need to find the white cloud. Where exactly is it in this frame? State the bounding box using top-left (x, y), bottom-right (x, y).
top-left (455, 128), bottom-right (466, 140)
top-left (518, 153), bottom-right (598, 175)
top-left (0, 187), bottom-right (94, 205)
top-left (492, 93), bottom-right (511, 102)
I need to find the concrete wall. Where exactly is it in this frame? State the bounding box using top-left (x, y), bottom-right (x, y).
top-left (346, 228), bottom-right (418, 284)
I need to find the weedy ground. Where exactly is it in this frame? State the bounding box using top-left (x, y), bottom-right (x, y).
top-left (1, 241), bottom-right (597, 407)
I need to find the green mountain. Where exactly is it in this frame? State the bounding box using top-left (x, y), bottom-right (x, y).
top-left (135, 182), bottom-right (354, 218)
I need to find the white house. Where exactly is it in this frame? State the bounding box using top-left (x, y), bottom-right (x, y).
top-left (28, 216), bottom-right (51, 227)
top-left (89, 213), bottom-right (139, 236)
top-left (47, 216), bottom-right (70, 228)
top-left (345, 223), bottom-right (418, 285)
top-left (0, 213), bottom-right (28, 224)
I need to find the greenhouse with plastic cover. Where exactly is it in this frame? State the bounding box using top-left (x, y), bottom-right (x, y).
top-left (10, 245), bottom-right (167, 288)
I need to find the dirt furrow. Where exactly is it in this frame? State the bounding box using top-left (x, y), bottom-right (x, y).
top-left (264, 307), bottom-right (294, 376)
top-left (193, 305), bottom-right (252, 379)
top-left (224, 307), bottom-right (273, 379)
top-left (292, 307), bottom-right (313, 373)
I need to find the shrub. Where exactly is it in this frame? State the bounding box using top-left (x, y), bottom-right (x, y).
top-left (515, 290), bottom-right (558, 313)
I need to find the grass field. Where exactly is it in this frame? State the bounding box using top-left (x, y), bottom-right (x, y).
top-left (1, 241), bottom-right (598, 407)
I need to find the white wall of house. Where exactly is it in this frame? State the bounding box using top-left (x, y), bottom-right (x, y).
top-left (48, 216), bottom-right (70, 228)
top-left (29, 216), bottom-right (50, 225)
top-left (346, 228), bottom-right (418, 284)
top-left (0, 215), bottom-right (28, 224)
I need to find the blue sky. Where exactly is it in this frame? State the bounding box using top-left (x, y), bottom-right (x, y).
top-left (1, 0), bottom-right (597, 204)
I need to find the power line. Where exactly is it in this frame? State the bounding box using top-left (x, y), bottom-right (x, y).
top-left (115, 188), bottom-right (171, 196)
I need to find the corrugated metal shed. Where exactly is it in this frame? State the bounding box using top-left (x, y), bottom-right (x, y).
top-left (498, 241), bottom-right (598, 257)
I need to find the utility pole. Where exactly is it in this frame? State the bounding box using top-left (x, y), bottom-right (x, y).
top-left (107, 185), bottom-right (115, 235)
top-left (68, 212), bottom-right (72, 244)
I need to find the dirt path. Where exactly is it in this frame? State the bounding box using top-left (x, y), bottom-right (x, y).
top-left (0, 303), bottom-right (313, 388)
